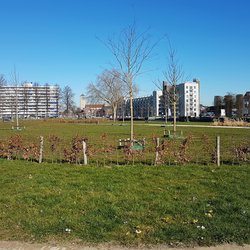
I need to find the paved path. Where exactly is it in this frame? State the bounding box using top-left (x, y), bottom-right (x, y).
top-left (0, 241), bottom-right (250, 250)
top-left (141, 124), bottom-right (250, 129)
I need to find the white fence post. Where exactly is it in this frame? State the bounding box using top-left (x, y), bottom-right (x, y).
top-left (83, 141), bottom-right (88, 165)
top-left (39, 136), bottom-right (44, 164)
top-left (155, 138), bottom-right (160, 166)
top-left (216, 136), bottom-right (220, 166)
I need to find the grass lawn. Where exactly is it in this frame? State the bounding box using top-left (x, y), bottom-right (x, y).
top-left (0, 159), bottom-right (249, 246)
top-left (0, 119), bottom-right (249, 165)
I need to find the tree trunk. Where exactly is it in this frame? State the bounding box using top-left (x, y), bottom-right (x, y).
top-left (113, 105), bottom-right (117, 122)
top-left (173, 85), bottom-right (177, 135)
top-left (128, 74), bottom-right (134, 143)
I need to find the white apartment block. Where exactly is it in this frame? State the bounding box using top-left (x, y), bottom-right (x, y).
top-left (123, 79), bottom-right (200, 118)
top-left (125, 90), bottom-right (163, 117)
top-left (177, 79), bottom-right (200, 117)
top-left (0, 83), bottom-right (59, 119)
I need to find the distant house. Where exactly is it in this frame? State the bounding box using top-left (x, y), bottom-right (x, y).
top-left (84, 104), bottom-right (106, 118)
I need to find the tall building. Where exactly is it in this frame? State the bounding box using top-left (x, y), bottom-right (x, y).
top-left (80, 94), bottom-right (86, 109)
top-left (123, 79), bottom-right (200, 118)
top-left (177, 79), bottom-right (200, 117)
top-left (124, 90), bottom-right (163, 118)
top-left (0, 83), bottom-right (59, 118)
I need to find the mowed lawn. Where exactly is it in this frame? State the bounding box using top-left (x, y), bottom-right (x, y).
top-left (0, 119), bottom-right (249, 246)
top-left (0, 159), bottom-right (249, 246)
top-left (0, 119), bottom-right (250, 165)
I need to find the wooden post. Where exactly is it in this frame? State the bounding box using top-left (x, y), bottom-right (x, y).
top-left (155, 138), bottom-right (160, 166)
top-left (39, 136), bottom-right (44, 163)
top-left (83, 141), bottom-right (88, 165)
top-left (216, 136), bottom-right (220, 166)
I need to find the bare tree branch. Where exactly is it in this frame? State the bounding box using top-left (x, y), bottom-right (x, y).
top-left (62, 85), bottom-right (75, 116)
top-left (87, 69), bottom-right (127, 121)
top-left (99, 23), bottom-right (156, 141)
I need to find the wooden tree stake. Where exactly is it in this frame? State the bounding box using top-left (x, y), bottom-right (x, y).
top-left (39, 136), bottom-right (44, 163)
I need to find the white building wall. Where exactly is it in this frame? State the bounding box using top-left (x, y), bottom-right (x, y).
top-left (178, 80), bottom-right (200, 117)
top-left (80, 94), bottom-right (86, 109)
top-left (0, 83), bottom-right (59, 118)
top-left (123, 80), bottom-right (200, 118)
top-left (153, 90), bottom-right (163, 116)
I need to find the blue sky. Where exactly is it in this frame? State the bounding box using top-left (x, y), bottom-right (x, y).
top-left (0, 0), bottom-right (249, 106)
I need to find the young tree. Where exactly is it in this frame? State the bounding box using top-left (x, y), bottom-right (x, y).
top-left (62, 85), bottom-right (75, 116)
top-left (22, 82), bottom-right (30, 118)
top-left (44, 83), bottom-right (51, 118)
top-left (87, 69), bottom-right (127, 121)
top-left (0, 74), bottom-right (7, 117)
top-left (55, 84), bottom-right (61, 117)
top-left (164, 45), bottom-right (184, 135)
top-left (10, 67), bottom-right (20, 128)
top-left (32, 82), bottom-right (41, 119)
top-left (103, 23), bottom-right (155, 142)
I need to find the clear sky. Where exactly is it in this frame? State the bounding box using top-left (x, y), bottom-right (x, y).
top-left (0, 0), bottom-right (249, 106)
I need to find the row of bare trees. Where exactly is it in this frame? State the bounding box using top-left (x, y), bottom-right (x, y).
top-left (214, 93), bottom-right (249, 118)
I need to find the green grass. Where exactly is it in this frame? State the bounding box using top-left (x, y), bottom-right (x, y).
top-left (0, 119), bottom-right (249, 165)
top-left (0, 159), bottom-right (249, 246)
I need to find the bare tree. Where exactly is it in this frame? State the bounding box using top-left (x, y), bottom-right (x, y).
top-left (0, 74), bottom-right (7, 117)
top-left (32, 82), bottom-right (41, 119)
top-left (44, 83), bottom-right (51, 118)
top-left (102, 23), bottom-right (155, 142)
top-left (62, 85), bottom-right (75, 116)
top-left (164, 45), bottom-right (184, 135)
top-left (55, 84), bottom-right (61, 117)
top-left (224, 94), bottom-right (235, 117)
top-left (87, 69), bottom-right (128, 121)
top-left (22, 82), bottom-right (30, 118)
top-left (0, 74), bottom-right (7, 86)
top-left (235, 94), bottom-right (244, 118)
top-left (10, 67), bottom-right (20, 129)
top-left (214, 96), bottom-right (223, 117)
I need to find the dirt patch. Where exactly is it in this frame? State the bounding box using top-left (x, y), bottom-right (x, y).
top-left (0, 241), bottom-right (249, 250)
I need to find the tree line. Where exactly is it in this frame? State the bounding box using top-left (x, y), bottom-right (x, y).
top-left (214, 93), bottom-right (249, 118)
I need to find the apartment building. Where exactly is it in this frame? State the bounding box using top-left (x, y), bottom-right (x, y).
top-left (243, 92), bottom-right (250, 116)
top-left (124, 90), bottom-right (163, 118)
top-left (177, 79), bottom-right (200, 117)
top-left (124, 79), bottom-right (200, 118)
top-left (0, 83), bottom-right (59, 119)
